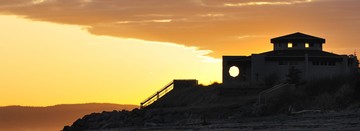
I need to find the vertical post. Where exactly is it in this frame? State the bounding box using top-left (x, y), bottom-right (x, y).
top-left (305, 53), bottom-right (309, 81)
top-left (156, 91), bottom-right (160, 100)
top-left (258, 93), bottom-right (261, 104)
top-left (264, 95), bottom-right (267, 104)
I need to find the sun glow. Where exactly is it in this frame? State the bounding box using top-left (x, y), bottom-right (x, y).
top-left (229, 66), bottom-right (240, 77)
top-left (0, 15), bottom-right (221, 106)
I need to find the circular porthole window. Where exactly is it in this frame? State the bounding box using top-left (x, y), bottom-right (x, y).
top-left (229, 66), bottom-right (240, 77)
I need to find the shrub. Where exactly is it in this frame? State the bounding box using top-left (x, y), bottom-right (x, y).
top-left (263, 72), bottom-right (280, 89)
top-left (335, 84), bottom-right (355, 108)
top-left (259, 72), bottom-right (360, 114)
top-left (286, 66), bottom-right (302, 85)
top-left (304, 75), bottom-right (349, 96)
top-left (314, 93), bottom-right (336, 110)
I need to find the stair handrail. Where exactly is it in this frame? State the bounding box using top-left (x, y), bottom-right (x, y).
top-left (140, 81), bottom-right (174, 108)
top-left (260, 83), bottom-right (288, 95)
top-left (258, 83), bottom-right (289, 104)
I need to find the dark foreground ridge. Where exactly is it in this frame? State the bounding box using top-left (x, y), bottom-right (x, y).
top-left (63, 73), bottom-right (360, 131)
top-left (0, 103), bottom-right (137, 131)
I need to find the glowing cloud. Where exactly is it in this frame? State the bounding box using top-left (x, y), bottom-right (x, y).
top-left (32, 0), bottom-right (47, 4)
top-left (116, 19), bottom-right (172, 24)
top-left (199, 13), bottom-right (225, 17)
top-left (224, 0), bottom-right (312, 6)
top-left (0, 0), bottom-right (359, 58)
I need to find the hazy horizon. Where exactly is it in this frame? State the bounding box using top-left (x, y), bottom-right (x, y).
top-left (1, 0), bottom-right (359, 107)
top-left (0, 103), bottom-right (138, 131)
top-left (0, 102), bottom-right (138, 107)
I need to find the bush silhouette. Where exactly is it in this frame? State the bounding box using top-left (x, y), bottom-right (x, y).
top-left (286, 66), bottom-right (301, 85)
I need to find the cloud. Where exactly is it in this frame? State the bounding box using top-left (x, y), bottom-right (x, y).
top-left (198, 13), bottom-right (225, 17)
top-left (0, 0), bottom-right (359, 57)
top-left (236, 35), bottom-right (265, 39)
top-left (224, 0), bottom-right (312, 7)
top-left (116, 19), bottom-right (172, 24)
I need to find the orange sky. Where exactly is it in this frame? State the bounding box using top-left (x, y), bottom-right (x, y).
top-left (0, 0), bottom-right (359, 106)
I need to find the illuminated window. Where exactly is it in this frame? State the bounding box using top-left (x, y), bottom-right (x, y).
top-left (288, 43), bottom-right (293, 48)
top-left (305, 43), bottom-right (310, 48)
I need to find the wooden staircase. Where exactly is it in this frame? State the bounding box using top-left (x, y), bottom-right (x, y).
top-left (140, 79), bottom-right (198, 108)
top-left (140, 81), bottom-right (174, 108)
top-left (258, 83), bottom-right (293, 105)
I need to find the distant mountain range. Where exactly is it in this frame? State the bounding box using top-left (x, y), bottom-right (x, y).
top-left (0, 103), bottom-right (138, 131)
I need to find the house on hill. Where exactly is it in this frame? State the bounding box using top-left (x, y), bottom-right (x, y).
top-left (223, 32), bottom-right (359, 84)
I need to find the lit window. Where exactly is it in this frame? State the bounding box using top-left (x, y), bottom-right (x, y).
top-left (288, 43), bottom-right (293, 48)
top-left (305, 43), bottom-right (310, 48)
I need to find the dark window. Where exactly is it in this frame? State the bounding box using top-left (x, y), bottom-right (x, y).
top-left (320, 61), bottom-right (327, 66)
top-left (328, 61), bottom-right (336, 66)
top-left (312, 61), bottom-right (319, 65)
top-left (293, 43), bottom-right (298, 47)
top-left (289, 61), bottom-right (298, 65)
top-left (279, 61), bottom-right (298, 65)
top-left (310, 43), bottom-right (314, 47)
top-left (279, 61), bottom-right (287, 65)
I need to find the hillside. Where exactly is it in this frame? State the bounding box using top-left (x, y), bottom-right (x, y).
top-left (0, 103), bottom-right (138, 131)
top-left (63, 85), bottom-right (265, 130)
top-left (63, 74), bottom-right (360, 130)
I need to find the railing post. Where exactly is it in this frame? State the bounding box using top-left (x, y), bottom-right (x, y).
top-left (156, 91), bottom-right (160, 100)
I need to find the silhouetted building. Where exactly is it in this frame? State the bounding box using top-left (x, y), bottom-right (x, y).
top-left (223, 32), bottom-right (359, 84)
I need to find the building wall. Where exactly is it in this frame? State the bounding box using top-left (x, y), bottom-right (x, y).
top-left (250, 54), bottom-right (266, 82)
top-left (223, 55), bottom-right (358, 85)
top-left (251, 56), bottom-right (354, 83)
top-left (173, 79), bottom-right (198, 89)
top-left (265, 60), bottom-right (306, 82)
top-left (222, 56), bottom-right (251, 85)
top-left (307, 57), bottom-right (346, 80)
top-left (307, 55), bottom-right (360, 80)
top-left (251, 56), bottom-right (307, 82)
top-left (273, 42), bottom-right (322, 51)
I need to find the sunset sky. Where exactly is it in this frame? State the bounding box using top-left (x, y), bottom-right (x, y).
top-left (0, 0), bottom-right (359, 106)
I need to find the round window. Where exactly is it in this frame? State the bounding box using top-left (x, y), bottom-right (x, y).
top-left (229, 66), bottom-right (240, 77)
